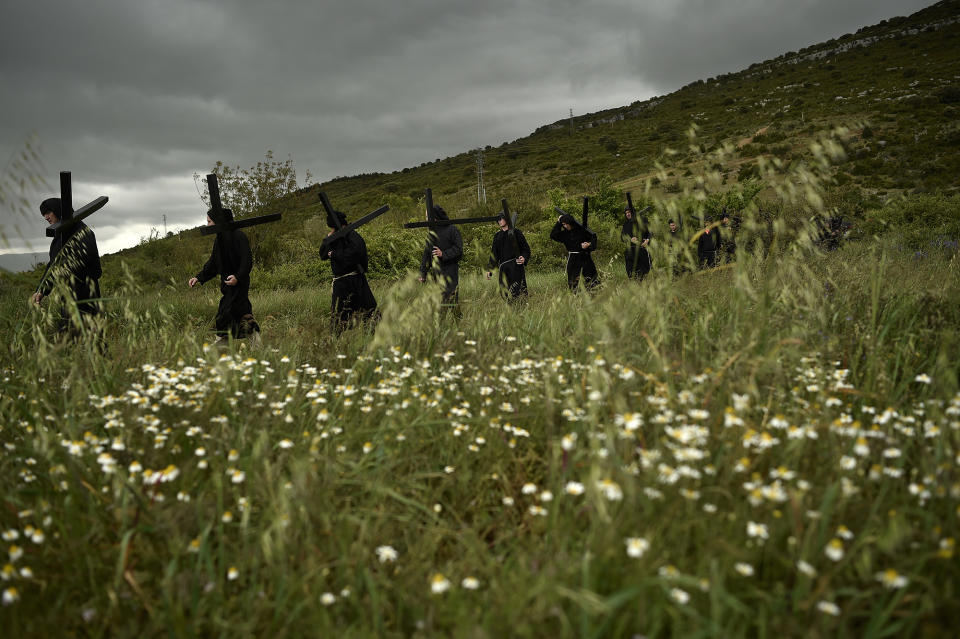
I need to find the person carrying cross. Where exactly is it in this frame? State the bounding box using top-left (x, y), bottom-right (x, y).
top-left (622, 205), bottom-right (652, 281)
top-left (188, 206), bottom-right (261, 341)
top-left (550, 213), bottom-right (599, 292)
top-left (32, 197), bottom-right (102, 337)
top-left (321, 208), bottom-right (377, 334)
top-left (418, 203), bottom-right (463, 316)
top-left (486, 212), bottom-right (531, 301)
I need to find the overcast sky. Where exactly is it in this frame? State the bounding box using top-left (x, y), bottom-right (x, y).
top-left (0, 0), bottom-right (932, 255)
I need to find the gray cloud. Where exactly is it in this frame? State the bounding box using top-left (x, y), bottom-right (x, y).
top-left (1, 0), bottom-right (932, 253)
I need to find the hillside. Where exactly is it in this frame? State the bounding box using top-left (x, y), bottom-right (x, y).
top-left (31, 0), bottom-right (960, 291)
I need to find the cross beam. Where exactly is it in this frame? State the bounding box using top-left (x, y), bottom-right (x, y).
top-left (45, 171), bottom-right (108, 238)
top-left (317, 189), bottom-right (390, 250)
top-left (403, 188), bottom-right (499, 229)
top-left (199, 173), bottom-right (282, 235)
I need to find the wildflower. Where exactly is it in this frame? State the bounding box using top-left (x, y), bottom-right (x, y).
top-left (797, 560), bottom-right (817, 577)
top-left (227, 566), bottom-right (239, 581)
top-left (521, 483), bottom-right (537, 495)
top-left (565, 481), bottom-right (585, 496)
top-left (734, 562), bottom-right (755, 576)
top-left (461, 577), bottom-right (480, 590)
top-left (817, 601), bottom-right (840, 616)
top-left (825, 539), bottom-right (844, 561)
top-left (430, 573), bottom-right (451, 594)
top-left (625, 537), bottom-right (650, 558)
top-left (597, 478), bottom-right (623, 501)
top-left (746, 522), bottom-right (769, 541)
top-left (433, 503), bottom-right (442, 514)
top-left (0, 531), bottom-right (17, 543)
top-left (539, 490), bottom-right (554, 503)
top-left (8, 546), bottom-right (23, 563)
top-left (836, 525), bottom-right (854, 540)
top-left (670, 588), bottom-right (690, 605)
top-left (502, 496), bottom-right (515, 507)
top-left (188, 538), bottom-right (201, 553)
top-left (375, 545), bottom-right (399, 563)
top-left (231, 470), bottom-right (245, 484)
top-left (2, 587), bottom-right (19, 606)
top-left (561, 433), bottom-right (577, 450)
top-left (278, 439), bottom-right (294, 449)
top-left (939, 538), bottom-right (955, 559)
top-left (221, 511), bottom-right (233, 523)
top-left (528, 505), bottom-right (548, 517)
top-left (320, 592), bottom-right (336, 606)
top-left (362, 442), bottom-right (373, 454)
top-left (875, 569), bottom-right (908, 589)
top-left (914, 374), bottom-right (932, 384)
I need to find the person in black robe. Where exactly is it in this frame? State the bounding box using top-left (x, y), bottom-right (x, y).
top-left (418, 205), bottom-right (463, 315)
top-left (666, 218), bottom-right (687, 276)
top-left (320, 209), bottom-right (377, 333)
top-left (188, 208), bottom-right (260, 340)
top-left (550, 213), bottom-right (599, 292)
top-left (719, 210), bottom-right (738, 262)
top-left (486, 214), bottom-right (531, 301)
top-left (696, 215), bottom-right (722, 269)
top-left (621, 206), bottom-right (652, 280)
top-left (32, 198), bottom-right (102, 336)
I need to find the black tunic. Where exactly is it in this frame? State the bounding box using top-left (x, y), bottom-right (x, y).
top-left (621, 216), bottom-right (652, 280)
top-left (320, 230), bottom-right (377, 329)
top-left (195, 229), bottom-right (259, 337)
top-left (419, 224), bottom-right (463, 305)
top-left (488, 228), bottom-right (531, 299)
top-left (697, 227), bottom-right (722, 269)
top-left (550, 220), bottom-right (599, 291)
top-left (40, 221), bottom-right (102, 329)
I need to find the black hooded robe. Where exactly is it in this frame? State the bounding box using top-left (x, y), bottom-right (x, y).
top-left (419, 216), bottom-right (463, 309)
top-left (321, 230), bottom-right (377, 331)
top-left (697, 226), bottom-right (722, 269)
top-left (489, 227), bottom-right (531, 300)
top-left (195, 229), bottom-right (259, 338)
top-left (40, 220), bottom-right (102, 332)
top-left (550, 217), bottom-right (599, 291)
top-left (622, 216), bottom-right (652, 280)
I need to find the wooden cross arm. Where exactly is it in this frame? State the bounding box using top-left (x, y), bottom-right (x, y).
top-left (46, 196), bottom-right (109, 237)
top-left (403, 215), bottom-right (500, 229)
top-left (320, 204), bottom-right (390, 249)
top-left (200, 212), bottom-right (283, 235)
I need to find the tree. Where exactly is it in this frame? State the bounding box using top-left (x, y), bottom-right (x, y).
top-left (193, 150), bottom-right (313, 219)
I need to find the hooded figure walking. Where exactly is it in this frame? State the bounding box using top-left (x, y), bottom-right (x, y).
top-left (418, 204), bottom-right (463, 316)
top-left (33, 197), bottom-right (102, 336)
top-left (486, 213), bottom-right (531, 301)
top-left (321, 209), bottom-right (377, 334)
top-left (550, 213), bottom-right (599, 291)
top-left (622, 205), bottom-right (652, 281)
top-left (188, 207), bottom-right (260, 340)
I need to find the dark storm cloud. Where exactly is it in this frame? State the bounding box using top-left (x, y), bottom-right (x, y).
top-left (0, 0), bottom-right (934, 254)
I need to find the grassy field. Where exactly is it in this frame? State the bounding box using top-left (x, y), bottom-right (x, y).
top-left (1, 212), bottom-right (959, 636)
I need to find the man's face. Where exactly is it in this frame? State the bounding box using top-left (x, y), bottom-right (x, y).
top-left (206, 215), bottom-right (214, 226)
top-left (562, 222), bottom-right (572, 231)
top-left (497, 218), bottom-right (509, 231)
top-left (625, 210), bottom-right (632, 220)
top-left (42, 210), bottom-right (59, 225)
top-left (669, 222), bottom-right (677, 232)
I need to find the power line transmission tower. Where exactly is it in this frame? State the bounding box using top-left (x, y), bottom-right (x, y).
top-left (162, 213), bottom-right (167, 235)
top-left (476, 149), bottom-right (486, 203)
top-left (569, 108), bottom-right (574, 136)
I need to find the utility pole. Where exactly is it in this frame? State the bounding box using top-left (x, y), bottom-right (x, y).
top-left (476, 149), bottom-right (486, 204)
top-left (569, 108), bottom-right (574, 136)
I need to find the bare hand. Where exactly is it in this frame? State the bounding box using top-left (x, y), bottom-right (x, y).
top-left (641, 238), bottom-right (650, 248)
top-left (188, 277), bottom-right (198, 288)
top-left (32, 292), bottom-right (43, 304)
top-left (225, 275), bottom-right (238, 286)
top-left (630, 236), bottom-right (639, 244)
top-left (431, 246), bottom-right (443, 258)
top-left (580, 241), bottom-right (591, 250)
top-left (486, 271), bottom-right (492, 280)
top-left (516, 256), bottom-right (525, 265)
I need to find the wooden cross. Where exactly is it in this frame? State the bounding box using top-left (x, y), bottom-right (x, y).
top-left (403, 188), bottom-right (500, 229)
top-left (317, 190), bottom-right (390, 253)
top-left (199, 173), bottom-right (282, 236)
top-left (36, 171), bottom-right (108, 294)
top-left (45, 171), bottom-right (108, 238)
